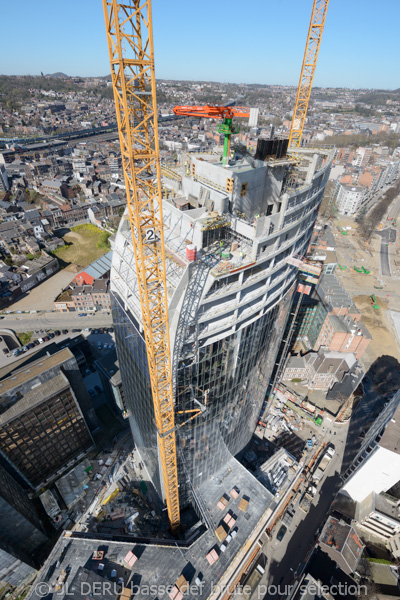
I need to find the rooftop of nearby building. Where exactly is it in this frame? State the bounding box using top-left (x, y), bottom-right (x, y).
top-left (290, 573), bottom-right (333, 600)
top-left (318, 516), bottom-right (364, 575)
top-left (75, 250), bottom-right (113, 280)
top-left (356, 490), bottom-right (400, 524)
top-left (325, 362), bottom-right (364, 402)
top-left (95, 349), bottom-right (120, 383)
top-left (27, 457), bottom-right (275, 600)
top-left (379, 400), bottom-right (400, 455)
top-left (0, 372), bottom-right (70, 425)
top-left (0, 347), bottom-right (74, 389)
top-left (317, 273), bottom-right (359, 313)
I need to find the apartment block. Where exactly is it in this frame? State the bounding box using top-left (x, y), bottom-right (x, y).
top-left (283, 348), bottom-right (357, 391)
top-left (336, 184), bottom-right (366, 215)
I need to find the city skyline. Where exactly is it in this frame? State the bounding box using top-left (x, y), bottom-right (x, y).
top-left (1, 0), bottom-right (399, 90)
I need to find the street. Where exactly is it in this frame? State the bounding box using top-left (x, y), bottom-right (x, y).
top-left (0, 311), bottom-right (112, 332)
top-left (242, 376), bottom-right (389, 600)
top-left (261, 424), bottom-right (347, 600)
top-left (378, 227), bottom-right (396, 277)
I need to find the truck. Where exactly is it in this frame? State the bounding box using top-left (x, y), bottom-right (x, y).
top-left (312, 450), bottom-right (333, 482)
top-left (242, 562), bottom-right (266, 600)
top-left (299, 493), bottom-right (312, 513)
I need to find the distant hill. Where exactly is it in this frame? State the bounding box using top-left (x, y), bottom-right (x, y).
top-left (45, 72), bottom-right (69, 78)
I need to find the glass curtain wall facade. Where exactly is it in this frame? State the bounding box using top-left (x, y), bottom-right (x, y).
top-left (174, 288), bottom-right (294, 502)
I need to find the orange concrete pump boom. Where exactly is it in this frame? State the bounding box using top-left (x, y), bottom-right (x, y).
top-left (173, 104), bottom-right (250, 165)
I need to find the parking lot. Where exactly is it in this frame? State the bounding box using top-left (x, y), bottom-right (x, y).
top-left (0, 326), bottom-right (116, 369)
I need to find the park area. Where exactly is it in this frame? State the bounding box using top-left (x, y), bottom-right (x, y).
top-left (53, 224), bottom-right (111, 269)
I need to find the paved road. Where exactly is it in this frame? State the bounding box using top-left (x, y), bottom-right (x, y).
top-left (379, 227), bottom-right (396, 277)
top-left (261, 428), bottom-right (347, 600)
top-left (0, 311), bottom-right (112, 332)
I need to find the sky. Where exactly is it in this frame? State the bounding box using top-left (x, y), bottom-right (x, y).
top-left (0, 0), bottom-right (399, 90)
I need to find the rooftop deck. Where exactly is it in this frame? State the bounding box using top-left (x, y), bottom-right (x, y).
top-left (27, 459), bottom-right (275, 600)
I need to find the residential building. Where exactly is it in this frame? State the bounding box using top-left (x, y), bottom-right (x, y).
top-left (314, 313), bottom-right (371, 360)
top-left (336, 184), bottom-right (366, 216)
top-left (40, 178), bottom-right (63, 196)
top-left (318, 517), bottom-right (364, 576)
top-left (283, 348), bottom-right (358, 391)
top-left (54, 279), bottom-right (111, 312)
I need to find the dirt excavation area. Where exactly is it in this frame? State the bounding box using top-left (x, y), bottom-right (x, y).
top-left (329, 214), bottom-right (400, 370)
top-left (351, 295), bottom-right (400, 368)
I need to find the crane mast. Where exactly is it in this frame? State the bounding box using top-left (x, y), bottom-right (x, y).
top-left (289, 0), bottom-right (330, 148)
top-left (102, 0), bottom-right (180, 530)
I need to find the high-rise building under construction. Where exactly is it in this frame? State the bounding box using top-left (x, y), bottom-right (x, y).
top-left (111, 145), bottom-right (334, 507)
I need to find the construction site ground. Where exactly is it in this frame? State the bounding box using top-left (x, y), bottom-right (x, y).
top-left (328, 211), bottom-right (400, 369)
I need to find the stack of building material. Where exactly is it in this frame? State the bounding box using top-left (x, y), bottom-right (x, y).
top-left (124, 550), bottom-right (137, 568)
top-left (206, 548), bottom-right (219, 565)
top-left (168, 574), bottom-right (188, 599)
top-left (215, 524), bottom-right (228, 542)
top-left (217, 495), bottom-right (229, 510)
top-left (118, 588), bottom-right (132, 600)
top-left (223, 511), bottom-right (236, 529)
top-left (231, 487), bottom-right (240, 499)
top-left (238, 498), bottom-right (249, 512)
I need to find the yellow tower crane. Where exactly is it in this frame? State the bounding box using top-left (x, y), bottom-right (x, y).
top-left (102, 0), bottom-right (180, 531)
top-left (289, 0), bottom-right (330, 148)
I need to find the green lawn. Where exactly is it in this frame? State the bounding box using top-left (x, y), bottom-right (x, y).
top-left (52, 224), bottom-right (111, 269)
top-left (18, 331), bottom-right (33, 346)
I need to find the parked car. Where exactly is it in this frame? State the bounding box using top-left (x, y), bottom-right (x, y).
top-left (48, 333), bottom-right (55, 339)
top-left (43, 336), bottom-right (50, 342)
top-left (38, 338), bottom-right (44, 344)
top-left (54, 330), bottom-right (61, 336)
top-left (2, 348), bottom-right (8, 354)
top-left (277, 525), bottom-right (287, 542)
top-left (13, 349), bottom-right (22, 357)
top-left (62, 329), bottom-right (68, 334)
top-left (22, 346), bottom-right (28, 352)
top-left (97, 342), bottom-right (102, 350)
top-left (33, 340), bottom-right (40, 346)
top-left (78, 313), bottom-right (87, 317)
top-left (27, 343), bottom-right (35, 349)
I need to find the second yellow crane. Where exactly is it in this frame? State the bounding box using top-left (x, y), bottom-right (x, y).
top-left (289, 0), bottom-right (330, 148)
